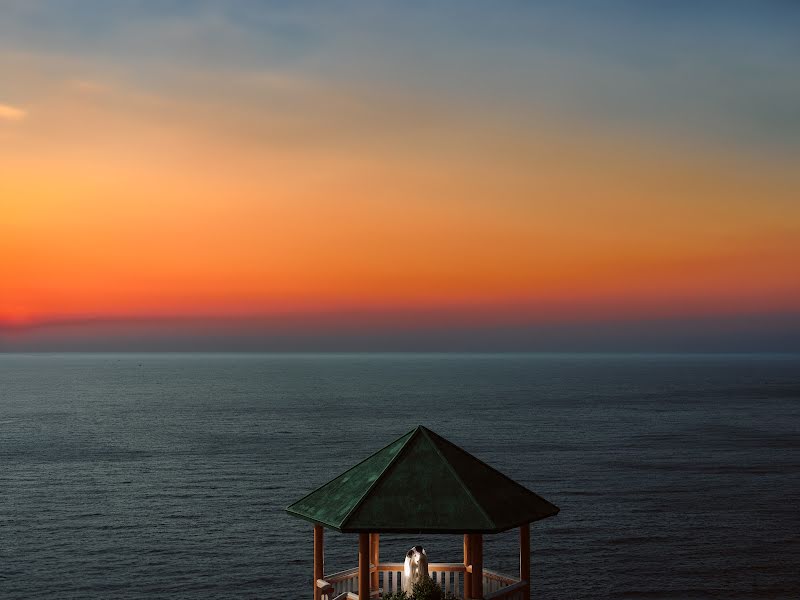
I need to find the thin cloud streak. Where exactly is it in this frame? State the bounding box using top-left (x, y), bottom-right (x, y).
top-left (0, 103), bottom-right (26, 120)
top-left (2, 312), bottom-right (800, 353)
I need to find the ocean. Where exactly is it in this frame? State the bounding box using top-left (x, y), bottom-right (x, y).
top-left (1, 353), bottom-right (799, 599)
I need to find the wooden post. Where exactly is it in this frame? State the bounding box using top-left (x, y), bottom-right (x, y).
top-left (472, 534), bottom-right (483, 599)
top-left (313, 525), bottom-right (324, 600)
top-left (359, 533), bottom-right (371, 600)
top-left (370, 533), bottom-right (380, 590)
top-left (520, 523), bottom-right (531, 598)
top-left (463, 534), bottom-right (472, 599)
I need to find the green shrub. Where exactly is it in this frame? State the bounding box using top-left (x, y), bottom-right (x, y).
top-left (380, 592), bottom-right (409, 600)
top-left (411, 576), bottom-right (443, 600)
top-left (381, 577), bottom-right (458, 600)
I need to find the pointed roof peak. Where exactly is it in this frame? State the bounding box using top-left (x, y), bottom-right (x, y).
top-left (287, 426), bottom-right (559, 534)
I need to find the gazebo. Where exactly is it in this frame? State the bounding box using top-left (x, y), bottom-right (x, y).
top-left (286, 426), bottom-right (559, 600)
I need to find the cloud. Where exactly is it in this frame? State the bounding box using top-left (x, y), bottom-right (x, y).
top-left (69, 79), bottom-right (110, 94)
top-left (0, 103), bottom-right (26, 121)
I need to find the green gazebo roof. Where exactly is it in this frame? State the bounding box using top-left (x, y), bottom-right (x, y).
top-left (286, 426), bottom-right (559, 534)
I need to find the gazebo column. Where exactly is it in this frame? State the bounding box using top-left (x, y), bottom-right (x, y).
top-left (370, 533), bottom-right (380, 590)
top-left (463, 534), bottom-right (472, 599)
top-left (520, 523), bottom-right (530, 598)
top-left (471, 534), bottom-right (484, 599)
top-left (313, 525), bottom-right (324, 600)
top-left (358, 532), bottom-right (371, 599)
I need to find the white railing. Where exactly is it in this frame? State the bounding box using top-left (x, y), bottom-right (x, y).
top-left (484, 578), bottom-right (527, 600)
top-left (324, 567), bottom-right (359, 599)
top-left (482, 569), bottom-right (523, 597)
top-left (375, 562), bottom-right (467, 597)
top-left (429, 562), bottom-right (466, 597)
top-left (321, 562), bottom-right (524, 599)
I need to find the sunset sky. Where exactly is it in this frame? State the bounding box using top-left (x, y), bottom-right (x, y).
top-left (2, 1), bottom-right (799, 350)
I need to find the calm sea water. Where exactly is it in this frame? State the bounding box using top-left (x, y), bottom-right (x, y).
top-left (1, 353), bottom-right (799, 599)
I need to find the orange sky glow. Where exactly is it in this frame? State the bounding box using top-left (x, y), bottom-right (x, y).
top-left (2, 4), bottom-right (799, 349)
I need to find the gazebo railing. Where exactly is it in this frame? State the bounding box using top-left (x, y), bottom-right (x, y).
top-left (376, 562), bottom-right (466, 597)
top-left (482, 569), bottom-right (524, 598)
top-left (482, 572), bottom-right (526, 600)
top-left (320, 563), bottom-right (522, 600)
top-left (374, 562), bottom-right (408, 595)
top-left (322, 566), bottom-right (359, 598)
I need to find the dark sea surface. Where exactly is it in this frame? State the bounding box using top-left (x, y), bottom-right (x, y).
top-left (1, 353), bottom-right (799, 599)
